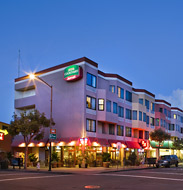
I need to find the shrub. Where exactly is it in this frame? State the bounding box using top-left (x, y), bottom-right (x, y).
top-left (128, 152), bottom-right (137, 166)
top-left (102, 152), bottom-right (111, 162)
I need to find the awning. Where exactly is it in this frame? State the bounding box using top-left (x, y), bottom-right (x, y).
top-left (126, 141), bottom-right (141, 149)
top-left (11, 139), bottom-right (48, 147)
top-left (108, 140), bottom-right (126, 147)
top-left (88, 137), bottom-right (109, 146)
top-left (150, 140), bottom-right (173, 149)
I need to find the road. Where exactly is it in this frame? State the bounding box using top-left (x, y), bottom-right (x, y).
top-left (1, 167), bottom-right (183, 190)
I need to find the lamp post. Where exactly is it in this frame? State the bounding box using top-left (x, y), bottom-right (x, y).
top-left (29, 73), bottom-right (53, 171)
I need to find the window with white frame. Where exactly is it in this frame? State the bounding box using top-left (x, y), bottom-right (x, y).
top-left (86, 119), bottom-right (96, 132)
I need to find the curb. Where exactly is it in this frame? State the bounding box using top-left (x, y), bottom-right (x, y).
top-left (101, 166), bottom-right (156, 173)
top-left (0, 169), bottom-right (72, 175)
top-left (0, 166), bottom-right (156, 175)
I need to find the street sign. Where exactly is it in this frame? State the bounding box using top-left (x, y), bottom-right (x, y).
top-left (49, 129), bottom-right (56, 139)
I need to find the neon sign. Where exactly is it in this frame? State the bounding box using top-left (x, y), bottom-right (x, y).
top-left (141, 140), bottom-right (147, 148)
top-left (64, 65), bottom-right (83, 81)
top-left (0, 133), bottom-right (4, 141)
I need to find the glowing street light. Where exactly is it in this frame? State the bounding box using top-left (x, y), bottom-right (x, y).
top-left (29, 73), bottom-right (36, 80)
top-left (28, 73), bottom-right (53, 172)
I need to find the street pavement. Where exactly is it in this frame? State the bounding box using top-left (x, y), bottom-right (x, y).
top-left (1, 167), bottom-right (183, 190)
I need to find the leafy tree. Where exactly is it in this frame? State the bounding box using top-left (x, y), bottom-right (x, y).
top-left (150, 128), bottom-right (171, 159)
top-left (173, 139), bottom-right (183, 150)
top-left (8, 109), bottom-right (50, 169)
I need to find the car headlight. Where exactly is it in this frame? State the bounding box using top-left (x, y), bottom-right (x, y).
top-left (164, 161), bottom-right (168, 163)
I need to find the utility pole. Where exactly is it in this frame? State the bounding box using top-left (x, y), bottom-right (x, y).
top-left (18, 49), bottom-right (20, 77)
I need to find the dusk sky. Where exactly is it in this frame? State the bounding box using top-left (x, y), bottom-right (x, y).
top-left (0, 0), bottom-right (183, 123)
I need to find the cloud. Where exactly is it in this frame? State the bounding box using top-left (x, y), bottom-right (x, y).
top-left (157, 89), bottom-right (183, 109)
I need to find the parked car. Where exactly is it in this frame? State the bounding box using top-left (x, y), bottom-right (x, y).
top-left (156, 155), bottom-right (178, 168)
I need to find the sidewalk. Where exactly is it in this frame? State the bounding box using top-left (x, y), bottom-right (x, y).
top-left (6, 164), bottom-right (155, 175)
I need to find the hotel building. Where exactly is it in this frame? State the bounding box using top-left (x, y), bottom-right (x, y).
top-left (12, 57), bottom-right (183, 166)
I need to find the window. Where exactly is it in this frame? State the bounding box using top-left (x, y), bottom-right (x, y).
top-left (181, 128), bottom-right (183, 134)
top-left (159, 108), bottom-right (163, 113)
top-left (126, 90), bottom-right (132, 102)
top-left (86, 119), bottom-right (96, 132)
top-left (87, 73), bottom-right (96, 88)
top-left (146, 116), bottom-right (149, 125)
top-left (139, 130), bottom-right (143, 139)
top-left (163, 120), bottom-right (166, 128)
top-left (125, 127), bottom-right (132, 137)
top-left (113, 102), bottom-right (118, 114)
top-left (133, 110), bottom-right (137, 120)
top-left (117, 87), bottom-right (124, 99)
top-left (151, 103), bottom-right (155, 112)
top-left (155, 118), bottom-right (159, 126)
top-left (168, 111), bottom-right (171, 118)
top-left (109, 124), bottom-right (115, 135)
top-left (139, 98), bottom-right (143, 105)
top-left (145, 131), bottom-right (149, 140)
top-left (2, 125), bottom-right (8, 130)
top-left (118, 106), bottom-right (124, 118)
top-left (181, 117), bottom-right (183, 123)
top-left (98, 99), bottom-right (104, 111)
top-left (150, 117), bottom-right (154, 126)
top-left (161, 119), bottom-right (163, 127)
top-left (106, 100), bottom-right (111, 112)
top-left (176, 124), bottom-right (180, 132)
top-left (164, 108), bottom-right (167, 116)
top-left (86, 96), bottom-right (96, 110)
top-left (143, 112), bottom-right (146, 122)
top-left (126, 109), bottom-right (132, 120)
top-left (145, 99), bottom-right (149, 109)
top-left (109, 85), bottom-right (115, 93)
top-left (139, 111), bottom-right (142, 121)
top-left (117, 125), bottom-right (124, 136)
top-left (174, 114), bottom-right (177, 119)
top-left (169, 123), bottom-right (174, 131)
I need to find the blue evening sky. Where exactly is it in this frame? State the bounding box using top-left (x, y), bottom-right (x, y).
top-left (0, 0), bottom-right (183, 123)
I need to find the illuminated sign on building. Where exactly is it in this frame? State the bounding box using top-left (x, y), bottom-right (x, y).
top-left (64, 65), bottom-right (83, 81)
top-left (79, 138), bottom-right (88, 145)
top-left (0, 133), bottom-right (4, 141)
top-left (141, 140), bottom-right (147, 148)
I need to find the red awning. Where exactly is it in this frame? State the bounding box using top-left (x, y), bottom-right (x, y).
top-left (108, 140), bottom-right (126, 146)
top-left (125, 141), bottom-right (141, 149)
top-left (88, 137), bottom-right (109, 146)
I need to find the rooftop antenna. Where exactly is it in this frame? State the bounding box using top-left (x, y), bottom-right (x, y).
top-left (18, 49), bottom-right (20, 77)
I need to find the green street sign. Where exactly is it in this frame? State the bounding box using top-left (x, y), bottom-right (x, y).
top-left (49, 133), bottom-right (56, 140)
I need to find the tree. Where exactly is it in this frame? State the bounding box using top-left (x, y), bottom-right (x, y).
top-left (150, 128), bottom-right (171, 159)
top-left (173, 139), bottom-right (183, 150)
top-left (8, 109), bottom-right (50, 169)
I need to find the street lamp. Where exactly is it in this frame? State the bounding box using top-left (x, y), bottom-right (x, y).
top-left (29, 73), bottom-right (53, 171)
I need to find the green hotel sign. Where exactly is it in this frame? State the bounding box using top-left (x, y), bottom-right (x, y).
top-left (64, 65), bottom-right (83, 81)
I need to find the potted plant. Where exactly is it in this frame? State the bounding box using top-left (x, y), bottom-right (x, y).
top-left (51, 152), bottom-right (59, 168)
top-left (57, 160), bottom-right (63, 167)
top-left (102, 152), bottom-right (111, 168)
top-left (28, 153), bottom-right (38, 167)
top-left (51, 160), bottom-right (57, 168)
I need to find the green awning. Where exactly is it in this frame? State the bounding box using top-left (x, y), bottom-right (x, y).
top-left (150, 140), bottom-right (173, 149)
